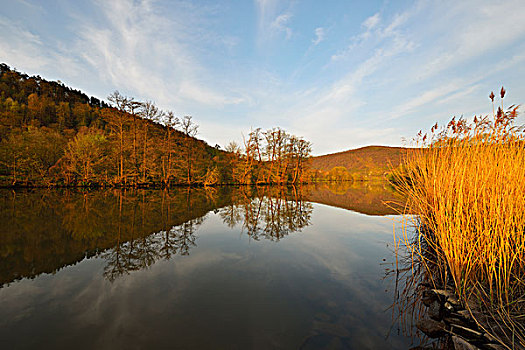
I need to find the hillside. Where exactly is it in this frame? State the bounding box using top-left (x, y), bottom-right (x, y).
top-left (0, 64), bottom-right (314, 187)
top-left (0, 63), bottom-right (236, 186)
top-left (309, 145), bottom-right (407, 181)
top-left (0, 63), bottom-right (404, 186)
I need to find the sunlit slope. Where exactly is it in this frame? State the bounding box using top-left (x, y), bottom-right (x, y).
top-left (310, 146), bottom-right (407, 180)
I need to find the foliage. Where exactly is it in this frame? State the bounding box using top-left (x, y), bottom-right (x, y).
top-left (227, 127), bottom-right (312, 185)
top-left (0, 64), bottom-right (312, 186)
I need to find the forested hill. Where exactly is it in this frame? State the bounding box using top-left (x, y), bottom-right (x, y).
top-left (309, 146), bottom-right (407, 181)
top-left (0, 64), bottom-right (312, 187)
top-left (0, 63), bottom-right (229, 186)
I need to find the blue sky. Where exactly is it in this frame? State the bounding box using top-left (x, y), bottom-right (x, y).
top-left (1, 0), bottom-right (525, 155)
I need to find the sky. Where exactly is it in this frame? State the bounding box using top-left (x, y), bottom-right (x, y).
top-left (1, 0), bottom-right (525, 155)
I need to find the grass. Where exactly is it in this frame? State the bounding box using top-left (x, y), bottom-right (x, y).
top-left (394, 90), bottom-right (525, 346)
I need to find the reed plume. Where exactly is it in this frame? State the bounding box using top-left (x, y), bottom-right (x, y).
top-left (394, 90), bottom-right (525, 346)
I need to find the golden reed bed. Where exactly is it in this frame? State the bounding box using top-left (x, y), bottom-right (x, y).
top-left (394, 88), bottom-right (525, 347)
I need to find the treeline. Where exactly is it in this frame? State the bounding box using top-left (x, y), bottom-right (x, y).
top-left (0, 63), bottom-right (312, 187)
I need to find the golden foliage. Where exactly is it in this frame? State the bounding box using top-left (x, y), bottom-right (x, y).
top-left (395, 91), bottom-right (525, 345)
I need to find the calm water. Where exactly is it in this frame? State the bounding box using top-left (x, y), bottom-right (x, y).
top-left (0, 183), bottom-right (417, 349)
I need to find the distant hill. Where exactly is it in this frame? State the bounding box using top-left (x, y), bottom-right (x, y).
top-left (310, 146), bottom-right (408, 181)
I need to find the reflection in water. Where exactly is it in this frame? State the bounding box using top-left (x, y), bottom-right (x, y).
top-left (0, 186), bottom-right (317, 284)
top-left (302, 181), bottom-right (406, 216)
top-left (102, 217), bottom-right (203, 282)
top-left (0, 183), bottom-right (414, 349)
top-left (0, 184), bottom-right (405, 285)
top-left (0, 188), bottom-right (214, 285)
top-left (220, 187), bottom-right (313, 242)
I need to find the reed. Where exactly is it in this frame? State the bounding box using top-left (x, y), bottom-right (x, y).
top-left (395, 90), bottom-right (525, 342)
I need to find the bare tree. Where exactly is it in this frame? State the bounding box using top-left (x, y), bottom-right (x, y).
top-left (180, 116), bottom-right (198, 185)
top-left (162, 111), bottom-right (180, 186)
top-left (107, 91), bottom-right (131, 183)
top-left (138, 101), bottom-right (161, 183)
top-left (126, 99), bottom-right (142, 182)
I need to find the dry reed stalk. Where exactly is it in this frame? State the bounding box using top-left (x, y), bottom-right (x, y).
top-left (394, 91), bottom-right (525, 346)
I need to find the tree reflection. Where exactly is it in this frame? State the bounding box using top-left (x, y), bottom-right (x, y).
top-left (1, 185), bottom-right (383, 285)
top-left (220, 186), bottom-right (313, 241)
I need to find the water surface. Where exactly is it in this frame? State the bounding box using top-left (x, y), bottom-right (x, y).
top-left (0, 183), bottom-right (416, 349)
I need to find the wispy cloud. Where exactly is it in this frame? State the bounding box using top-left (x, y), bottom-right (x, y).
top-left (412, 0), bottom-right (525, 81)
top-left (255, 0), bottom-right (294, 43)
top-left (72, 0), bottom-right (243, 110)
top-left (271, 13), bottom-right (293, 39)
top-left (363, 13), bottom-right (380, 31)
top-left (312, 27), bottom-right (325, 45)
top-left (2, 0), bottom-right (525, 154)
top-left (0, 16), bottom-right (45, 69)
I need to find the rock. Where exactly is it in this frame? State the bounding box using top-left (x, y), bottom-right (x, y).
top-left (456, 310), bottom-right (470, 319)
top-left (422, 292), bottom-right (438, 307)
top-left (447, 296), bottom-right (460, 306)
top-left (428, 300), bottom-right (443, 320)
top-left (432, 288), bottom-right (455, 299)
top-left (416, 319), bottom-right (447, 338)
top-left (444, 301), bottom-right (455, 311)
top-left (443, 316), bottom-right (463, 324)
top-left (450, 324), bottom-right (484, 340)
top-left (452, 335), bottom-right (480, 350)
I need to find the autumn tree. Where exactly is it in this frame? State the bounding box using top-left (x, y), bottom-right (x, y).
top-left (0, 127), bottom-right (66, 184)
top-left (63, 128), bottom-right (109, 183)
top-left (180, 116), bottom-right (198, 185)
top-left (264, 128), bottom-right (289, 183)
top-left (159, 110), bottom-right (180, 186)
top-left (126, 98), bottom-right (142, 181)
top-left (225, 141), bottom-right (243, 183)
top-left (138, 101), bottom-right (162, 183)
top-left (56, 101), bottom-right (72, 131)
top-left (289, 136), bottom-right (312, 183)
top-left (106, 91), bottom-right (130, 184)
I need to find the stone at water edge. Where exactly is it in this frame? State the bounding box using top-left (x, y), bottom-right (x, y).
top-left (450, 323), bottom-right (484, 340)
top-left (452, 335), bottom-right (480, 350)
top-left (416, 319), bottom-right (447, 338)
top-left (428, 300), bottom-right (443, 320)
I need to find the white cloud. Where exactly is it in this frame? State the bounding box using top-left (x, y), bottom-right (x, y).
top-left (270, 13), bottom-right (293, 39)
top-left (312, 27), bottom-right (325, 45)
top-left (71, 0), bottom-right (243, 110)
top-left (0, 16), bottom-right (46, 70)
top-left (387, 82), bottom-right (466, 120)
top-left (363, 13), bottom-right (380, 31)
top-left (255, 0), bottom-right (294, 43)
top-left (410, 0), bottom-right (525, 80)
top-left (331, 7), bottom-right (415, 63)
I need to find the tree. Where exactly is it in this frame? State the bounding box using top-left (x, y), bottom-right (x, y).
top-left (180, 116), bottom-right (198, 185)
top-left (106, 91), bottom-right (130, 184)
top-left (160, 110), bottom-right (180, 186)
top-left (126, 99), bottom-right (142, 181)
top-left (138, 101), bottom-right (162, 183)
top-left (264, 128), bottom-right (288, 183)
top-left (56, 101), bottom-right (70, 130)
top-left (63, 128), bottom-right (109, 183)
top-left (289, 136), bottom-right (312, 183)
